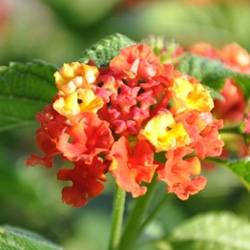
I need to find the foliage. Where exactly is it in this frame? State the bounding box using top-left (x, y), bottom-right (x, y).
top-left (0, 61), bottom-right (57, 131)
top-left (78, 33), bottom-right (136, 67)
top-left (0, 225), bottom-right (62, 250)
top-left (228, 159), bottom-right (250, 192)
top-left (167, 212), bottom-right (250, 250)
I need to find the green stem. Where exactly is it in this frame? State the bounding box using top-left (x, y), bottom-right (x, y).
top-left (219, 126), bottom-right (242, 135)
top-left (118, 178), bottom-right (157, 250)
top-left (138, 194), bottom-right (169, 236)
top-left (109, 185), bottom-right (126, 250)
top-left (204, 157), bottom-right (228, 167)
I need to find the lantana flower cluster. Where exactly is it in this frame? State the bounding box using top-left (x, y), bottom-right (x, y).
top-left (26, 44), bottom-right (224, 207)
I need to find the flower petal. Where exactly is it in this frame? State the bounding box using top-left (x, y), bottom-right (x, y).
top-left (170, 77), bottom-right (214, 114)
top-left (140, 113), bottom-right (190, 152)
top-left (108, 136), bottom-right (158, 197)
top-left (54, 62), bottom-right (99, 94)
top-left (57, 157), bottom-right (106, 207)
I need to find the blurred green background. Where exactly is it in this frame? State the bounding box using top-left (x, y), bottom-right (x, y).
top-left (0, 0), bottom-right (250, 249)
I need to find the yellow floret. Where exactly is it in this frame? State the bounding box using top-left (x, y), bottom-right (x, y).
top-left (53, 89), bottom-right (103, 121)
top-left (140, 113), bottom-right (190, 152)
top-left (54, 62), bottom-right (99, 95)
top-left (170, 78), bottom-right (214, 114)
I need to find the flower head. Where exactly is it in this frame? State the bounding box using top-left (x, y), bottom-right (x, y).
top-left (27, 43), bottom-right (224, 206)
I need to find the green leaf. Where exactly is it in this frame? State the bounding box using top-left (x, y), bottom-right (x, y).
top-left (167, 212), bottom-right (250, 250)
top-left (0, 225), bottom-right (62, 250)
top-left (0, 60), bottom-right (58, 132)
top-left (233, 73), bottom-right (250, 100)
top-left (78, 33), bottom-right (136, 67)
top-left (154, 152), bottom-right (166, 163)
top-left (227, 159), bottom-right (250, 192)
top-left (202, 85), bottom-right (224, 101)
top-left (177, 54), bottom-right (232, 90)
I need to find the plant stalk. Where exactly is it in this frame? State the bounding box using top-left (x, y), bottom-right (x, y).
top-left (108, 185), bottom-right (126, 250)
top-left (138, 194), bottom-right (169, 236)
top-left (118, 178), bottom-right (157, 250)
top-left (219, 126), bottom-right (242, 134)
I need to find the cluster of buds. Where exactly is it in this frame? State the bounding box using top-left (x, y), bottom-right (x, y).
top-left (141, 36), bottom-right (183, 64)
top-left (26, 44), bottom-right (224, 207)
